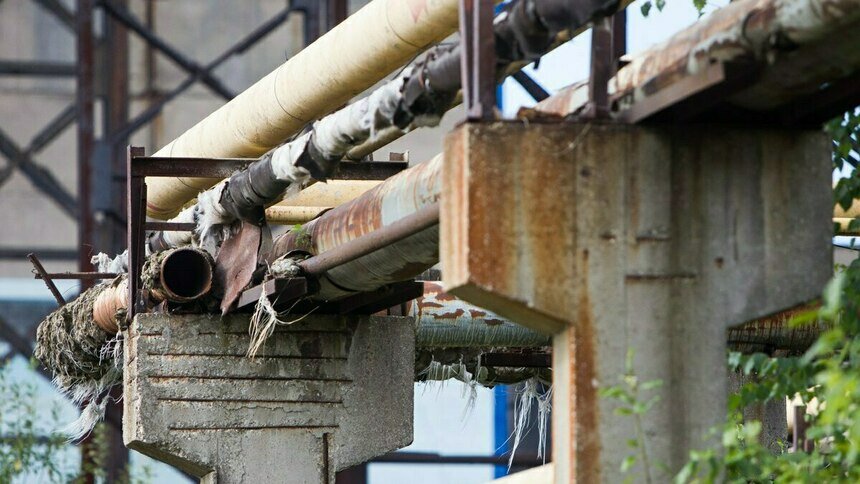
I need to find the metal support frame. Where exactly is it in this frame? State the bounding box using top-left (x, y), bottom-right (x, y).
top-left (459, 0), bottom-right (496, 121)
top-left (583, 11), bottom-right (626, 119)
top-left (0, 61), bottom-right (76, 76)
top-left (126, 147), bottom-right (409, 322)
top-left (0, 127), bottom-right (77, 217)
top-left (109, 7), bottom-right (293, 143)
top-left (97, 0), bottom-right (234, 100)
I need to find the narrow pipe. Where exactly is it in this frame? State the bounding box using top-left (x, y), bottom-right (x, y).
top-left (298, 204), bottom-right (439, 276)
top-left (155, 247), bottom-right (214, 302)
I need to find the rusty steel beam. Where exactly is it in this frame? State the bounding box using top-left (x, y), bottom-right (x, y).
top-left (0, 60), bottom-right (76, 76)
top-left (0, 124), bottom-right (78, 219)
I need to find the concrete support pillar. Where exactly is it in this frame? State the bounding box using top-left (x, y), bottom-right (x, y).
top-left (442, 122), bottom-right (831, 482)
top-left (124, 313), bottom-right (414, 483)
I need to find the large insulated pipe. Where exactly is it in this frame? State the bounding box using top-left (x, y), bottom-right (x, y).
top-left (93, 248), bottom-right (214, 332)
top-left (145, 0), bottom-right (461, 219)
top-left (268, 155), bottom-right (442, 300)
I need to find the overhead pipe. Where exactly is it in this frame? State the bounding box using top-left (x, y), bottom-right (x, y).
top-left (264, 179), bottom-right (381, 225)
top-left (149, 0), bottom-right (630, 248)
top-left (529, 0), bottom-right (860, 120)
top-left (145, 0), bottom-right (463, 219)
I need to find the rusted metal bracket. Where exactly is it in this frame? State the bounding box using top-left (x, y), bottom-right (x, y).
top-left (27, 253), bottom-right (66, 306)
top-left (582, 11), bottom-right (626, 120)
top-left (616, 61), bottom-right (758, 124)
top-left (236, 278), bottom-right (423, 317)
top-left (459, 0), bottom-right (496, 121)
top-left (315, 281), bottom-right (424, 315)
top-left (33, 271), bottom-right (118, 279)
top-left (235, 277), bottom-right (310, 310)
top-left (27, 252), bottom-right (121, 307)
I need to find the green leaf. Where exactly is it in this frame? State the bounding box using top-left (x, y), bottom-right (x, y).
top-left (640, 1), bottom-right (652, 17)
top-left (621, 455), bottom-right (637, 473)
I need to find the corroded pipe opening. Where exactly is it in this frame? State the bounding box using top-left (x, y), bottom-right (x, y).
top-left (93, 278), bottom-right (128, 334)
top-left (158, 248), bottom-right (213, 302)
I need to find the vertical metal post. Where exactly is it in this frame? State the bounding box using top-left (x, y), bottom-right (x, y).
top-left (101, 4), bottom-right (131, 479)
top-left (105, 0), bottom-right (130, 256)
top-left (585, 16), bottom-right (613, 119)
top-left (611, 9), bottom-right (627, 75)
top-left (325, 0), bottom-right (349, 31)
top-left (76, 0), bottom-right (95, 278)
top-left (459, 0), bottom-right (496, 121)
top-left (75, 3), bottom-right (98, 480)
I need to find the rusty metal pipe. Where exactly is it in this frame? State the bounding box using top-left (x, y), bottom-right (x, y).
top-left (411, 285), bottom-right (824, 354)
top-left (94, 279), bottom-right (128, 333)
top-left (299, 204), bottom-right (439, 276)
top-left (269, 155), bottom-right (443, 300)
top-left (155, 247), bottom-right (214, 302)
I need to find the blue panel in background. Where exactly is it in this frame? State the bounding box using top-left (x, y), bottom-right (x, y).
top-left (493, 385), bottom-right (509, 478)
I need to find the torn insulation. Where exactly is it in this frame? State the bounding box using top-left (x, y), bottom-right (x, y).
top-left (34, 281), bottom-right (124, 440)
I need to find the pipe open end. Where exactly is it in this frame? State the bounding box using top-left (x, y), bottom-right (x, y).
top-left (159, 248), bottom-right (213, 302)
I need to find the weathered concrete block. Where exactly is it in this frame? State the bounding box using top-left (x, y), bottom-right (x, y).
top-left (124, 313), bottom-right (414, 483)
top-left (442, 122), bottom-right (831, 482)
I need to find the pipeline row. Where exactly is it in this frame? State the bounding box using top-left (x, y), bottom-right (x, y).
top-left (148, 0), bottom-right (629, 251)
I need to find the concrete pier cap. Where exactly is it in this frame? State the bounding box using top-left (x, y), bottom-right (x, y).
top-left (441, 121), bottom-right (832, 482)
top-left (123, 313), bottom-right (414, 483)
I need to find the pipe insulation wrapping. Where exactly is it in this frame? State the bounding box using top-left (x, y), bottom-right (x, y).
top-left (150, 0), bottom-right (628, 248)
top-left (146, 0), bottom-right (462, 219)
